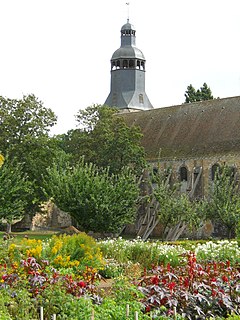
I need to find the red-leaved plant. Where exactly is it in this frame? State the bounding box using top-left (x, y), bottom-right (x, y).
top-left (137, 253), bottom-right (240, 319)
top-left (0, 257), bottom-right (100, 300)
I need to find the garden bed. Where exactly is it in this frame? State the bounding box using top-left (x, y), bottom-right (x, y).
top-left (0, 233), bottom-right (239, 319)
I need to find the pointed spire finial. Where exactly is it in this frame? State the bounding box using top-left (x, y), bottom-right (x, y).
top-left (126, 2), bottom-right (130, 22)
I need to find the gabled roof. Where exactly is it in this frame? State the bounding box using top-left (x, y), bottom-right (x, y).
top-left (122, 96), bottom-right (240, 160)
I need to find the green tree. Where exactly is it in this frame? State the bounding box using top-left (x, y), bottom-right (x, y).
top-left (207, 165), bottom-right (240, 238)
top-left (0, 94), bottom-right (59, 212)
top-left (184, 83), bottom-right (213, 103)
top-left (152, 169), bottom-right (204, 241)
top-left (43, 153), bottom-right (139, 234)
top-left (0, 158), bottom-right (33, 232)
top-left (58, 105), bottom-right (146, 174)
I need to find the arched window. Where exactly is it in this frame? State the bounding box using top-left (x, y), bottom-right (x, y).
top-left (180, 166), bottom-right (188, 182)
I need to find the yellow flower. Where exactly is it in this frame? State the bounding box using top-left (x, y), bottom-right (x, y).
top-left (0, 154), bottom-right (4, 167)
top-left (51, 246), bottom-right (58, 255)
top-left (54, 255), bottom-right (64, 266)
top-left (9, 243), bottom-right (16, 251)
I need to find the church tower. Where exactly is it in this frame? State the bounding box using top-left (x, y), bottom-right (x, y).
top-left (104, 20), bottom-right (153, 112)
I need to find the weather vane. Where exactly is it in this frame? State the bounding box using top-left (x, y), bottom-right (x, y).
top-left (126, 2), bottom-right (130, 22)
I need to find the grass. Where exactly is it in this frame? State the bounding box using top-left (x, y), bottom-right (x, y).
top-left (0, 231), bottom-right (56, 243)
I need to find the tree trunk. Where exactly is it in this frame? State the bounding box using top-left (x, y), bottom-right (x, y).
top-left (6, 223), bottom-right (12, 233)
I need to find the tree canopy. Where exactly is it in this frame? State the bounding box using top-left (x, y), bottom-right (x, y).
top-left (0, 94), bottom-right (59, 212)
top-left (152, 169), bottom-right (204, 241)
top-left (0, 158), bottom-right (33, 232)
top-left (58, 104), bottom-right (146, 174)
top-left (184, 83), bottom-right (214, 103)
top-left (206, 165), bottom-right (240, 238)
top-left (43, 153), bottom-right (139, 234)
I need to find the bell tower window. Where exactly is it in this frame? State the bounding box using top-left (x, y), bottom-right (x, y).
top-left (129, 59), bottom-right (135, 68)
top-left (123, 60), bottom-right (128, 68)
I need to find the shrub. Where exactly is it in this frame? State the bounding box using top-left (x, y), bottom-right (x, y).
top-left (44, 233), bottom-right (105, 271)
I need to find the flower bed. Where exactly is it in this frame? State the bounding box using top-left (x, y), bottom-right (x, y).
top-left (0, 235), bottom-right (239, 319)
top-left (138, 253), bottom-right (240, 319)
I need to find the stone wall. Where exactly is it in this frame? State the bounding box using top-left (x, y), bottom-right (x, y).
top-left (140, 153), bottom-right (240, 239)
top-left (152, 151), bottom-right (240, 199)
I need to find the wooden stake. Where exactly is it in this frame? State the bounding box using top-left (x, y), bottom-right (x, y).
top-left (126, 304), bottom-right (129, 317)
top-left (40, 306), bottom-right (44, 320)
top-left (91, 309), bottom-right (95, 320)
top-left (134, 311), bottom-right (138, 320)
top-left (173, 306), bottom-right (177, 320)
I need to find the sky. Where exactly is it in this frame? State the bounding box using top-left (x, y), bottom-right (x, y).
top-left (1, 0), bottom-right (240, 135)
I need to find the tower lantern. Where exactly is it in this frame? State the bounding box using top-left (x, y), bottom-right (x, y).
top-left (104, 20), bottom-right (153, 112)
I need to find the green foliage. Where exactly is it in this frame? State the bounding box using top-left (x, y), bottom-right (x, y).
top-left (184, 82), bottom-right (214, 103)
top-left (100, 238), bottom-right (240, 273)
top-left (44, 153), bottom-right (139, 233)
top-left (225, 315), bottom-right (240, 319)
top-left (236, 220), bottom-right (240, 240)
top-left (99, 237), bottom-right (187, 268)
top-left (44, 233), bottom-right (105, 270)
top-left (38, 285), bottom-right (94, 319)
top-left (0, 287), bottom-right (38, 320)
top-left (58, 104), bottom-right (146, 174)
top-left (0, 158), bottom-right (33, 228)
top-left (94, 278), bottom-right (151, 320)
top-left (0, 292), bottom-right (12, 320)
top-left (152, 169), bottom-right (204, 240)
top-left (0, 235), bottom-right (240, 319)
top-left (207, 165), bottom-right (240, 238)
top-left (0, 94), bottom-right (59, 212)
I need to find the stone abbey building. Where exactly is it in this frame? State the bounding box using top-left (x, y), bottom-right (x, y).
top-left (105, 20), bottom-right (240, 200)
top-left (16, 20), bottom-right (240, 235)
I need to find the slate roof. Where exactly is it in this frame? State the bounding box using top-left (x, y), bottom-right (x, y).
top-left (122, 96), bottom-right (240, 161)
top-left (111, 46), bottom-right (145, 60)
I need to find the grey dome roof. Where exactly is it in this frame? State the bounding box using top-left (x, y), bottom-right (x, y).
top-left (121, 22), bottom-right (135, 31)
top-left (111, 46), bottom-right (145, 60)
